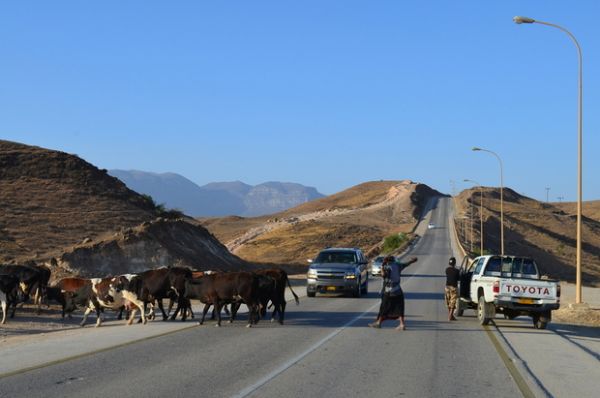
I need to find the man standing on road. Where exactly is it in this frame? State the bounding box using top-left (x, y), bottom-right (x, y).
top-left (445, 257), bottom-right (460, 321)
top-left (368, 255), bottom-right (418, 330)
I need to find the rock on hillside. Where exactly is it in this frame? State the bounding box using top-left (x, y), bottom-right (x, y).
top-left (55, 218), bottom-right (247, 278)
top-left (454, 187), bottom-right (600, 285)
top-left (201, 180), bottom-right (446, 265)
top-left (0, 140), bottom-right (248, 277)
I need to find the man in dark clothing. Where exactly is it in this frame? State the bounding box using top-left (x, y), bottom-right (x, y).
top-left (445, 257), bottom-right (460, 321)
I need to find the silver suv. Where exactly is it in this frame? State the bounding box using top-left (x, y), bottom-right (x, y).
top-left (306, 248), bottom-right (368, 297)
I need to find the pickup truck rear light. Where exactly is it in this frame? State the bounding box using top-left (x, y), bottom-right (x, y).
top-left (493, 281), bottom-right (500, 294)
top-left (557, 284), bottom-right (561, 298)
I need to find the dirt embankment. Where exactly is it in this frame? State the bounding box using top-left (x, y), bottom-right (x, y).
top-left (454, 187), bottom-right (600, 286)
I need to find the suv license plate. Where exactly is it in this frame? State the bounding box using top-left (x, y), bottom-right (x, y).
top-left (326, 286), bottom-right (337, 292)
top-left (518, 298), bottom-right (534, 304)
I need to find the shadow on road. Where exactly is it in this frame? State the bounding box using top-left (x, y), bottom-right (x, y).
top-left (404, 274), bottom-right (445, 279)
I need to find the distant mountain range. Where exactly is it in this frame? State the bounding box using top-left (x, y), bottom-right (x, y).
top-left (108, 170), bottom-right (325, 217)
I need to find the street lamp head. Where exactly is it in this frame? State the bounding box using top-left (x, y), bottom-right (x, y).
top-left (513, 16), bottom-right (535, 24)
top-left (472, 147), bottom-right (482, 151)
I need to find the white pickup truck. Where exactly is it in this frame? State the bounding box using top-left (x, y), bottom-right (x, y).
top-left (456, 255), bottom-right (560, 329)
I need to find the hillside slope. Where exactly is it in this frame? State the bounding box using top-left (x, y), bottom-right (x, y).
top-left (454, 187), bottom-right (600, 285)
top-left (201, 180), bottom-right (446, 265)
top-left (0, 140), bottom-right (248, 278)
top-left (552, 200), bottom-right (600, 223)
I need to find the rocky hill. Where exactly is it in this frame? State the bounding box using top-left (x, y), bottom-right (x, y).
top-left (0, 140), bottom-right (248, 278)
top-left (200, 180), bottom-right (446, 266)
top-left (109, 169), bottom-right (325, 217)
top-left (454, 187), bottom-right (600, 285)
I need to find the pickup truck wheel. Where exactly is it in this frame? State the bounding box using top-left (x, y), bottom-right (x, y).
top-left (503, 310), bottom-right (518, 320)
top-left (533, 312), bottom-right (550, 329)
top-left (307, 290), bottom-right (316, 298)
top-left (478, 296), bottom-right (492, 325)
top-left (455, 299), bottom-right (465, 317)
top-left (454, 297), bottom-right (465, 316)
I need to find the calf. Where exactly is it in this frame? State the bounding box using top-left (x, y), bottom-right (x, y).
top-left (45, 287), bottom-right (75, 318)
top-left (184, 271), bottom-right (260, 327)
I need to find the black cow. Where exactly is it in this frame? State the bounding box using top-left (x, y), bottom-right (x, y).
top-left (229, 274), bottom-right (276, 323)
top-left (122, 267), bottom-right (192, 324)
top-left (44, 286), bottom-right (75, 319)
top-left (1, 275), bottom-right (20, 324)
top-left (0, 264), bottom-right (46, 318)
top-left (256, 268), bottom-right (300, 324)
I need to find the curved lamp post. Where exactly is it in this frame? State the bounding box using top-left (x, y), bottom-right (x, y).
top-left (464, 179), bottom-right (484, 255)
top-left (514, 15), bottom-right (584, 304)
top-left (472, 147), bottom-right (504, 255)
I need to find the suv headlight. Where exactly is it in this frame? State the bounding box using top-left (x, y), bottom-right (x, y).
top-left (345, 272), bottom-right (357, 279)
top-left (307, 269), bottom-right (318, 279)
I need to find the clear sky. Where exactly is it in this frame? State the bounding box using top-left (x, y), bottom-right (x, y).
top-left (1, 1), bottom-right (598, 201)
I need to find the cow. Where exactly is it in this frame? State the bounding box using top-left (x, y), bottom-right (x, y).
top-left (53, 277), bottom-right (93, 319)
top-left (254, 269), bottom-right (300, 324)
top-left (1, 275), bottom-right (20, 324)
top-left (183, 271), bottom-right (260, 327)
top-left (0, 264), bottom-right (46, 318)
top-left (44, 286), bottom-right (75, 318)
top-left (122, 267), bottom-right (192, 325)
top-left (22, 261), bottom-right (52, 313)
top-left (169, 270), bottom-right (230, 320)
top-left (229, 274), bottom-right (276, 323)
top-left (63, 275), bottom-right (145, 327)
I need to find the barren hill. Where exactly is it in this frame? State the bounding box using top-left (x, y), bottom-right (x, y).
top-left (200, 180), bottom-right (446, 265)
top-left (454, 187), bottom-right (600, 285)
top-left (552, 200), bottom-right (600, 223)
top-left (0, 140), bottom-right (247, 278)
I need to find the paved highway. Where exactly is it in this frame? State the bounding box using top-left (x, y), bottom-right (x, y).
top-left (0, 197), bottom-right (532, 397)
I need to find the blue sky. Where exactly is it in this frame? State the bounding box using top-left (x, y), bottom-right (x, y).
top-left (1, 1), bottom-right (598, 201)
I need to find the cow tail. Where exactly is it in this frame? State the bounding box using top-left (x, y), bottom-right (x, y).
top-left (286, 276), bottom-right (300, 305)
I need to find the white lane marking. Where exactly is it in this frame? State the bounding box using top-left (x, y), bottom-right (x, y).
top-left (232, 301), bottom-right (380, 398)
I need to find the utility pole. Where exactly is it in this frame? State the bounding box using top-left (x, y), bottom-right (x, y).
top-left (545, 187), bottom-right (551, 202)
top-left (557, 196), bottom-right (564, 203)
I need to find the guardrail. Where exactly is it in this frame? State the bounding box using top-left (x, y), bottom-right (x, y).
top-left (450, 196), bottom-right (468, 261)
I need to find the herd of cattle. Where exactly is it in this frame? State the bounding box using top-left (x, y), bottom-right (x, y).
top-left (0, 262), bottom-right (300, 328)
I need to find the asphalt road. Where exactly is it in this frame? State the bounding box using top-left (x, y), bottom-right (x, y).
top-left (0, 197), bottom-right (529, 398)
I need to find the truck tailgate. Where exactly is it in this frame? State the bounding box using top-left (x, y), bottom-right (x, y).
top-left (499, 279), bottom-right (558, 301)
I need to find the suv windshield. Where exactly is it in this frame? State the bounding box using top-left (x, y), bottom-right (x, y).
top-left (315, 251), bottom-right (357, 264)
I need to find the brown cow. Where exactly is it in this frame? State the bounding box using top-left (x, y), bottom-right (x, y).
top-left (183, 271), bottom-right (260, 327)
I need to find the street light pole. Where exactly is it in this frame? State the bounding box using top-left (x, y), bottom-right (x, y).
top-left (514, 15), bottom-right (584, 304)
top-left (472, 147), bottom-right (504, 255)
top-left (464, 179), bottom-right (484, 255)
